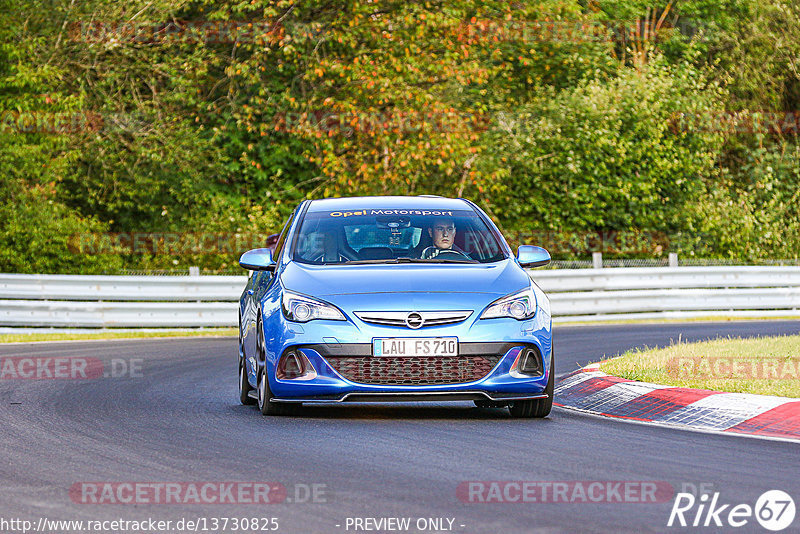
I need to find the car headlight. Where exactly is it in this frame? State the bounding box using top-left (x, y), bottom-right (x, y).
top-left (480, 287), bottom-right (537, 320)
top-left (531, 281), bottom-right (551, 317)
top-left (282, 290), bottom-right (346, 322)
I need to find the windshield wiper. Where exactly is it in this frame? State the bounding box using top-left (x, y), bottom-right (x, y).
top-left (342, 259), bottom-right (405, 265)
top-left (412, 258), bottom-right (479, 264)
top-left (343, 257), bottom-right (478, 265)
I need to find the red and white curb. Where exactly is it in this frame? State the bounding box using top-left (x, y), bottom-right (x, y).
top-left (554, 364), bottom-right (800, 443)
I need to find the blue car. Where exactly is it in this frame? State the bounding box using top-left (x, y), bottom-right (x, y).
top-left (237, 196), bottom-right (553, 418)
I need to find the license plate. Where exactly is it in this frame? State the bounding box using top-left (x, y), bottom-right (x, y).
top-left (373, 337), bottom-right (458, 357)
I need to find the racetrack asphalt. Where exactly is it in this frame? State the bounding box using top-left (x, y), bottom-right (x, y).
top-left (0, 321), bottom-right (798, 533)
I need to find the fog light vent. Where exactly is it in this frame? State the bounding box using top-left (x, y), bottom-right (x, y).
top-left (276, 351), bottom-right (317, 380)
top-left (511, 347), bottom-right (543, 377)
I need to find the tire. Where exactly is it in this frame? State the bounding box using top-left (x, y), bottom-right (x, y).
top-left (509, 349), bottom-right (555, 419)
top-left (239, 359), bottom-right (256, 405)
top-left (254, 320), bottom-right (293, 416)
top-left (239, 315), bottom-right (256, 405)
top-left (257, 368), bottom-right (292, 416)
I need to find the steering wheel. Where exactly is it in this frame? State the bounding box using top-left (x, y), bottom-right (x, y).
top-left (420, 247), bottom-right (471, 260)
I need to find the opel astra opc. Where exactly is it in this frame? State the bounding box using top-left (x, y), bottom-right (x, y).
top-left (237, 196), bottom-right (553, 418)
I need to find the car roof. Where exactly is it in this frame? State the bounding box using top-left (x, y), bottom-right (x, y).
top-left (306, 196), bottom-right (471, 213)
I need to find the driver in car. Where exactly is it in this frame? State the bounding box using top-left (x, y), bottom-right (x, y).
top-left (420, 217), bottom-right (466, 259)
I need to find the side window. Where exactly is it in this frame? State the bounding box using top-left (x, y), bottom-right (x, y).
top-left (271, 208), bottom-right (297, 262)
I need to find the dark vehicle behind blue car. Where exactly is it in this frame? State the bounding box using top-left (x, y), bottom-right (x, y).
top-left (237, 196), bottom-right (553, 417)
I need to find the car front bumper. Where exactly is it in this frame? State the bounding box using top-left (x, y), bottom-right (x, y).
top-left (255, 292), bottom-right (553, 403)
top-left (268, 339), bottom-right (552, 402)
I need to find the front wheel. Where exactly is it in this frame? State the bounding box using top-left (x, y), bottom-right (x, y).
top-left (254, 318), bottom-right (298, 416)
top-left (509, 349), bottom-right (555, 418)
top-left (257, 368), bottom-right (293, 416)
top-left (239, 360), bottom-right (256, 405)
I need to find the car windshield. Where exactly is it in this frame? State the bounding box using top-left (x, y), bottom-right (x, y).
top-left (292, 207), bottom-right (507, 265)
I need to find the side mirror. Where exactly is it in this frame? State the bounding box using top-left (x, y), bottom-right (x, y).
top-left (239, 248), bottom-right (276, 271)
top-left (517, 245), bottom-right (551, 268)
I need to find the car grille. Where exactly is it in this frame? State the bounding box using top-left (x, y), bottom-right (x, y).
top-left (326, 355), bottom-right (503, 385)
top-left (353, 310), bottom-right (473, 329)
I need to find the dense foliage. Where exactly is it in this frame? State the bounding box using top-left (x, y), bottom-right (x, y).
top-left (1, 0), bottom-right (798, 273)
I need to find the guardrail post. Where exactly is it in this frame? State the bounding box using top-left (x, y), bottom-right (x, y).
top-left (592, 252), bottom-right (603, 269)
top-left (189, 266), bottom-right (200, 277)
top-left (669, 253), bottom-right (678, 268)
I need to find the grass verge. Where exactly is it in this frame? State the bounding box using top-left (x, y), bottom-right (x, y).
top-left (599, 335), bottom-right (800, 398)
top-left (0, 328), bottom-right (237, 344)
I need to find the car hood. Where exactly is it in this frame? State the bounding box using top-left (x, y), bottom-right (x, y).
top-left (280, 259), bottom-right (530, 298)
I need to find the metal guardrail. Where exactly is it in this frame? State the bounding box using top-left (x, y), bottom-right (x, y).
top-left (532, 266), bottom-right (800, 291)
top-left (0, 273), bottom-right (245, 327)
top-left (0, 267), bottom-right (799, 327)
top-left (0, 274), bottom-right (246, 301)
top-left (533, 267), bottom-right (800, 322)
top-left (0, 300), bottom-right (237, 328)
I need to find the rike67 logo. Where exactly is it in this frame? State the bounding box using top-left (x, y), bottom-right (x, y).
top-left (668, 490), bottom-right (795, 531)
